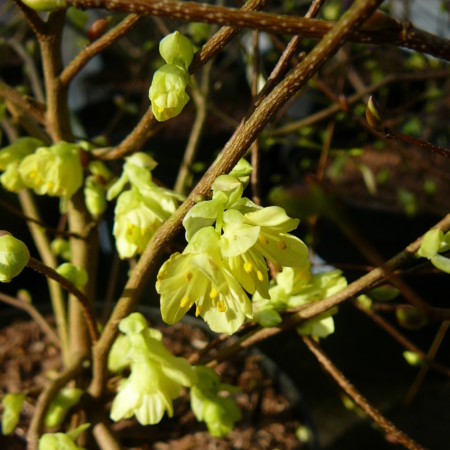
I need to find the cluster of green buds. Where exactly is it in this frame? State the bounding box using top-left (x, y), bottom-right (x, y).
top-left (149, 32), bottom-right (195, 122)
top-left (107, 152), bottom-right (183, 259)
top-left (156, 163), bottom-right (310, 335)
top-left (108, 313), bottom-right (197, 425)
top-left (253, 262), bottom-right (347, 339)
top-left (0, 139), bottom-right (83, 199)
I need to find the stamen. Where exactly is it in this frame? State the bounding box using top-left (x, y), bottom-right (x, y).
top-left (140, 228), bottom-right (147, 236)
top-left (277, 241), bottom-right (287, 249)
top-left (244, 262), bottom-right (253, 273)
top-left (257, 270), bottom-right (264, 281)
top-left (258, 235), bottom-right (269, 245)
top-left (217, 300), bottom-right (226, 312)
top-left (210, 287), bottom-right (218, 299)
top-left (195, 305), bottom-right (202, 316)
top-left (126, 223), bottom-right (134, 235)
top-left (185, 272), bottom-right (193, 281)
top-left (180, 296), bottom-right (190, 307)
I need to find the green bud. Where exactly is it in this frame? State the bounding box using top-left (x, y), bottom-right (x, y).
top-left (0, 234), bottom-right (30, 283)
top-left (149, 64), bottom-right (190, 122)
top-left (39, 432), bottom-right (86, 450)
top-left (159, 31), bottom-right (195, 70)
top-left (88, 161), bottom-right (113, 182)
top-left (44, 388), bottom-right (83, 428)
top-left (56, 263), bottom-right (88, 289)
top-left (365, 96), bottom-right (384, 131)
top-left (17, 289), bottom-right (32, 303)
top-left (19, 141), bottom-right (83, 198)
top-left (21, 0), bottom-right (66, 11)
top-left (403, 351), bottom-right (423, 367)
top-left (50, 238), bottom-right (71, 261)
top-left (2, 393), bottom-right (25, 435)
top-left (396, 306), bottom-right (428, 330)
top-left (417, 228), bottom-right (443, 259)
top-left (84, 176), bottom-right (107, 218)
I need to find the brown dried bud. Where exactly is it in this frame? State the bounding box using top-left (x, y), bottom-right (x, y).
top-left (88, 18), bottom-right (109, 42)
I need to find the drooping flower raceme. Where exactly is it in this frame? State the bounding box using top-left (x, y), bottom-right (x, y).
top-left (109, 313), bottom-right (197, 425)
top-left (108, 152), bottom-right (183, 259)
top-left (19, 141), bottom-right (83, 198)
top-left (149, 32), bottom-right (195, 122)
top-left (157, 172), bottom-right (310, 334)
top-left (157, 227), bottom-right (253, 335)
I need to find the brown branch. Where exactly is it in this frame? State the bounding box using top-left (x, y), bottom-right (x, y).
top-left (0, 80), bottom-right (46, 126)
top-left (68, 0), bottom-right (450, 60)
top-left (12, 0), bottom-right (46, 39)
top-left (302, 336), bottom-right (425, 450)
top-left (60, 14), bottom-right (142, 88)
top-left (27, 257), bottom-right (99, 343)
top-left (26, 352), bottom-right (87, 450)
top-left (86, 0), bottom-right (386, 399)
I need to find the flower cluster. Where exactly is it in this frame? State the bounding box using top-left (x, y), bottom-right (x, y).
top-left (156, 171), bottom-right (309, 334)
top-left (253, 262), bottom-right (347, 339)
top-left (107, 152), bottom-right (183, 259)
top-left (108, 313), bottom-right (197, 425)
top-left (417, 228), bottom-right (450, 274)
top-left (0, 139), bottom-right (83, 198)
top-left (0, 233), bottom-right (30, 283)
top-left (149, 32), bottom-right (194, 122)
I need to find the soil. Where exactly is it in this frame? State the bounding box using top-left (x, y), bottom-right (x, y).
top-left (0, 314), bottom-right (307, 450)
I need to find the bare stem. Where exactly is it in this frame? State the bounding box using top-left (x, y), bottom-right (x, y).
top-left (302, 336), bottom-right (425, 449)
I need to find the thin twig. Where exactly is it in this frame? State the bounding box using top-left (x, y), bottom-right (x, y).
top-left (27, 257), bottom-right (99, 343)
top-left (352, 299), bottom-right (450, 377)
top-left (0, 291), bottom-right (60, 346)
top-left (405, 320), bottom-right (450, 405)
top-left (174, 62), bottom-right (211, 194)
top-left (302, 336), bottom-right (424, 450)
top-left (60, 14), bottom-right (142, 87)
top-left (26, 352), bottom-right (87, 450)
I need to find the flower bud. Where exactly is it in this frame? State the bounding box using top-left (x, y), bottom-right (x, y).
top-left (84, 176), bottom-right (107, 218)
top-left (159, 31), bottom-right (195, 70)
top-left (0, 234), bottom-right (30, 283)
top-left (149, 64), bottom-right (190, 122)
top-left (365, 96), bottom-right (384, 131)
top-left (19, 141), bottom-right (83, 198)
top-left (50, 238), bottom-right (71, 261)
top-left (56, 263), bottom-right (88, 289)
top-left (1, 393), bottom-right (25, 435)
top-left (396, 306), bottom-right (427, 330)
top-left (21, 0), bottom-right (66, 11)
top-left (44, 388), bottom-right (83, 428)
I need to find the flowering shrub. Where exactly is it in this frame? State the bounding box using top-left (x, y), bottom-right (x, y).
top-left (0, 1), bottom-right (448, 449)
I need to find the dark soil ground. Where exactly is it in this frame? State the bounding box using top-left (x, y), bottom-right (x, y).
top-left (0, 314), bottom-right (308, 450)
